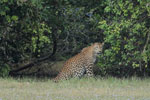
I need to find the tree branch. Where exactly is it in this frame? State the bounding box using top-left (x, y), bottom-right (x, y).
top-left (9, 35), bottom-right (57, 76)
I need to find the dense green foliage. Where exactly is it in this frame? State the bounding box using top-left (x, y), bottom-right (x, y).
top-left (98, 0), bottom-right (150, 76)
top-left (0, 0), bottom-right (150, 77)
top-left (0, 0), bottom-right (52, 76)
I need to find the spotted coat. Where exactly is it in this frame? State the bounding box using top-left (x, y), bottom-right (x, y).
top-left (53, 42), bottom-right (104, 82)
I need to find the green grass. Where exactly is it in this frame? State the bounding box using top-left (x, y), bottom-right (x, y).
top-left (0, 77), bottom-right (150, 100)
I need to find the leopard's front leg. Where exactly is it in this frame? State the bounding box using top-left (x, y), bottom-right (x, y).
top-left (85, 64), bottom-right (94, 77)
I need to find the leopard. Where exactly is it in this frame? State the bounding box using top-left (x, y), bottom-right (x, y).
top-left (52, 42), bottom-right (104, 82)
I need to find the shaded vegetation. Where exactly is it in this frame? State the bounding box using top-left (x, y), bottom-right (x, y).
top-left (0, 0), bottom-right (150, 77)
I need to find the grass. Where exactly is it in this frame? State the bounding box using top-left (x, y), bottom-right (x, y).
top-left (0, 77), bottom-right (150, 100)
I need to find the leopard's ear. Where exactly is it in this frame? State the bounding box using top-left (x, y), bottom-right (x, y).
top-left (93, 42), bottom-right (100, 48)
top-left (101, 42), bottom-right (104, 46)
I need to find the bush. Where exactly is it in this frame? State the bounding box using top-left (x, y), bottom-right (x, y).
top-left (98, 0), bottom-right (150, 77)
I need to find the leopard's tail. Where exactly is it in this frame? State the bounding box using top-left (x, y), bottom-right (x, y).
top-left (52, 72), bottom-right (69, 82)
top-left (52, 75), bottom-right (60, 83)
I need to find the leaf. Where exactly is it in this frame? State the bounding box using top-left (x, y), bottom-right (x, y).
top-left (6, 15), bottom-right (11, 22)
top-left (3, 0), bottom-right (8, 3)
top-left (11, 15), bottom-right (18, 21)
top-left (0, 11), bottom-right (6, 16)
top-left (104, 6), bottom-right (111, 13)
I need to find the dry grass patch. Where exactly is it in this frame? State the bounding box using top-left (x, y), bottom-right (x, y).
top-left (0, 77), bottom-right (150, 100)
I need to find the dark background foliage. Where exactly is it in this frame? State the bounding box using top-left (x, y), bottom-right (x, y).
top-left (0, 0), bottom-right (150, 77)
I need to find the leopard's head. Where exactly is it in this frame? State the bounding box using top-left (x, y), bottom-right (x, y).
top-left (93, 42), bottom-right (104, 55)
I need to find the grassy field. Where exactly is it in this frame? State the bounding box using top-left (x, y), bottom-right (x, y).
top-left (0, 77), bottom-right (150, 100)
